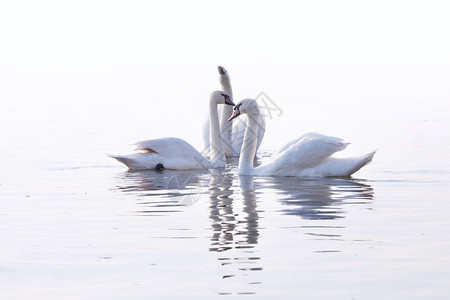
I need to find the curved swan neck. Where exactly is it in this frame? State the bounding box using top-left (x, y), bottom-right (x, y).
top-left (209, 100), bottom-right (225, 166)
top-left (219, 75), bottom-right (233, 154)
top-left (239, 112), bottom-right (259, 174)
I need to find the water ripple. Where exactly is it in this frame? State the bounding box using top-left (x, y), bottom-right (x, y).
top-left (114, 167), bottom-right (375, 295)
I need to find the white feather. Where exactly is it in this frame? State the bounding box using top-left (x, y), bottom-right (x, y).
top-left (111, 91), bottom-right (230, 170)
top-left (203, 66), bottom-right (266, 157)
top-left (234, 99), bottom-right (376, 177)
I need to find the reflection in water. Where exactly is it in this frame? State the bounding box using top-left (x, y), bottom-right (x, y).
top-left (208, 173), bottom-right (262, 295)
top-left (208, 172), bottom-right (235, 252)
top-left (115, 169), bottom-right (210, 214)
top-left (263, 176), bottom-right (375, 255)
top-left (115, 168), bottom-right (374, 295)
top-left (116, 168), bottom-right (264, 295)
top-left (267, 177), bottom-right (374, 220)
top-left (239, 176), bottom-right (260, 246)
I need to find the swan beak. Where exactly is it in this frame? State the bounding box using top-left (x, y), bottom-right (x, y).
top-left (225, 97), bottom-right (235, 106)
top-left (226, 99), bottom-right (236, 106)
top-left (228, 106), bottom-right (240, 122)
top-left (221, 93), bottom-right (235, 106)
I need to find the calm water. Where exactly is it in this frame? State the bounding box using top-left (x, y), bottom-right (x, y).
top-left (1, 70), bottom-right (450, 299)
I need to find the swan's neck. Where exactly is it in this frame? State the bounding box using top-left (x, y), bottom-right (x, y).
top-left (239, 112), bottom-right (259, 174)
top-left (209, 101), bottom-right (225, 167)
top-left (219, 78), bottom-right (233, 155)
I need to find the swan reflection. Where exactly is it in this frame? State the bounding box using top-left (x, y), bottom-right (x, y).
top-left (208, 173), bottom-right (262, 295)
top-left (208, 172), bottom-right (235, 252)
top-left (115, 169), bottom-right (210, 214)
top-left (265, 177), bottom-right (374, 220)
top-left (208, 174), bottom-right (260, 251)
top-left (114, 169), bottom-right (374, 295)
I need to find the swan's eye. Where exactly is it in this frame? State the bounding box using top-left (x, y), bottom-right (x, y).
top-left (221, 93), bottom-right (228, 100)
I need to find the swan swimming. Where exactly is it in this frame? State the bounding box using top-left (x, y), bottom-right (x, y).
top-left (203, 66), bottom-right (266, 157)
top-left (228, 98), bottom-right (376, 177)
top-left (111, 91), bottom-right (234, 170)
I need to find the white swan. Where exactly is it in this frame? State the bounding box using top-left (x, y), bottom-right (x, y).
top-left (111, 91), bottom-right (235, 170)
top-left (203, 66), bottom-right (266, 157)
top-left (228, 99), bottom-right (376, 177)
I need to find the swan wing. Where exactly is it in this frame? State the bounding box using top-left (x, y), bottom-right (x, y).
top-left (135, 137), bottom-right (202, 159)
top-left (133, 137), bottom-right (210, 169)
top-left (271, 133), bottom-right (346, 159)
top-left (264, 134), bottom-right (349, 175)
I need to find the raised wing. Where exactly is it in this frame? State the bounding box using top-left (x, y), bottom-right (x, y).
top-left (135, 137), bottom-right (204, 160)
top-left (265, 134), bottom-right (349, 175)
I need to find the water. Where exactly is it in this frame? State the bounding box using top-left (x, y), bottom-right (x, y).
top-left (1, 69), bottom-right (450, 299)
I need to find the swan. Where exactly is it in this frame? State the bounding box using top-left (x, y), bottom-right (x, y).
top-left (111, 91), bottom-right (235, 170)
top-left (228, 98), bottom-right (376, 177)
top-left (203, 66), bottom-right (266, 157)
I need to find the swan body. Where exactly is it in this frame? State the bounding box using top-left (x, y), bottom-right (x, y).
top-left (229, 99), bottom-right (376, 177)
top-left (111, 91), bottom-right (234, 170)
top-left (203, 66), bottom-right (266, 157)
top-left (112, 137), bottom-right (211, 170)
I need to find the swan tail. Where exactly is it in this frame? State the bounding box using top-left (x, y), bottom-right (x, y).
top-left (307, 150), bottom-right (376, 177)
top-left (346, 150), bottom-right (377, 176)
top-left (109, 155), bottom-right (135, 169)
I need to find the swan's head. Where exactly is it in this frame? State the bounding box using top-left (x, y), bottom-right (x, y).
top-left (211, 90), bottom-right (235, 106)
top-left (217, 66), bottom-right (231, 84)
top-left (228, 98), bottom-right (259, 122)
top-left (217, 66), bottom-right (228, 75)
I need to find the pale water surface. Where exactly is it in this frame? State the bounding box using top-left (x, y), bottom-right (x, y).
top-left (1, 70), bottom-right (450, 299)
